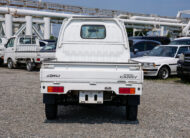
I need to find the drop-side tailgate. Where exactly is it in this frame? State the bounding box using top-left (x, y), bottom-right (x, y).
top-left (40, 62), bottom-right (143, 83)
top-left (38, 52), bottom-right (55, 61)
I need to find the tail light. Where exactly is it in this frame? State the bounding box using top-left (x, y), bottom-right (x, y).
top-left (119, 88), bottom-right (135, 94)
top-left (36, 58), bottom-right (40, 61)
top-left (48, 86), bottom-right (64, 93)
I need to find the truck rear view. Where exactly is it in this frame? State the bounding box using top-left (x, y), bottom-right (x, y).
top-left (40, 17), bottom-right (143, 121)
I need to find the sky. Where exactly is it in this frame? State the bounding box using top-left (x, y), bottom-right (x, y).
top-left (44, 0), bottom-right (190, 17)
top-left (42, 0), bottom-right (190, 36)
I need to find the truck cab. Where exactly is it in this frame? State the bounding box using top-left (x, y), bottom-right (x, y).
top-left (40, 17), bottom-right (143, 121)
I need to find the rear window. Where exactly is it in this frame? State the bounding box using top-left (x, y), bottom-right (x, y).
top-left (146, 42), bottom-right (159, 50)
top-left (81, 25), bottom-right (106, 39)
top-left (19, 37), bottom-right (36, 44)
top-left (133, 41), bottom-right (146, 52)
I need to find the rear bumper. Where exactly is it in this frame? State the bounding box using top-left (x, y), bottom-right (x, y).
top-left (41, 82), bottom-right (142, 95)
top-left (43, 93), bottom-right (140, 106)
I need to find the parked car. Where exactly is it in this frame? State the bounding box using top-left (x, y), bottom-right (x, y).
top-left (40, 17), bottom-right (143, 121)
top-left (169, 37), bottom-right (190, 45)
top-left (132, 45), bottom-right (190, 79)
top-left (39, 42), bottom-right (56, 61)
top-left (39, 39), bottom-right (56, 49)
top-left (174, 37), bottom-right (190, 40)
top-left (130, 36), bottom-right (171, 45)
top-left (177, 51), bottom-right (190, 81)
top-left (40, 42), bottom-right (56, 52)
top-left (129, 39), bottom-right (161, 58)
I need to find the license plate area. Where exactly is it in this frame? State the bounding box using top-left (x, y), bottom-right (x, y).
top-left (79, 91), bottom-right (103, 104)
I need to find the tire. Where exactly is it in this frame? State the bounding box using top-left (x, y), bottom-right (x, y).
top-left (7, 59), bottom-right (14, 69)
top-left (180, 75), bottom-right (189, 82)
top-left (45, 104), bottom-right (57, 120)
top-left (0, 59), bottom-right (3, 66)
top-left (158, 66), bottom-right (170, 79)
top-left (26, 61), bottom-right (34, 71)
top-left (126, 105), bottom-right (138, 121)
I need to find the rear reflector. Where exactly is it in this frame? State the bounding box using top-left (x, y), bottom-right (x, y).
top-left (36, 58), bottom-right (40, 61)
top-left (48, 86), bottom-right (64, 93)
top-left (119, 88), bottom-right (135, 94)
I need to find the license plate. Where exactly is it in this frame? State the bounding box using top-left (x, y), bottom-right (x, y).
top-left (79, 91), bottom-right (103, 104)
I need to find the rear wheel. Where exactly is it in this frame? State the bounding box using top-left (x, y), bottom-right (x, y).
top-left (126, 105), bottom-right (138, 121)
top-left (0, 59), bottom-right (3, 66)
top-left (26, 61), bottom-right (34, 71)
top-left (45, 104), bottom-right (57, 120)
top-left (7, 59), bottom-right (14, 69)
top-left (158, 66), bottom-right (170, 79)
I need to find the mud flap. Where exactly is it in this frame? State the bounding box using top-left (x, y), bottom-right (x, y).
top-left (126, 95), bottom-right (140, 106)
top-left (43, 94), bottom-right (57, 104)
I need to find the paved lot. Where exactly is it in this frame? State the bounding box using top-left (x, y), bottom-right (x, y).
top-left (0, 67), bottom-right (190, 138)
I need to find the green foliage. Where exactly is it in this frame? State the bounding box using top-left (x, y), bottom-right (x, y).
top-left (49, 35), bottom-right (57, 40)
top-left (126, 28), bottom-right (148, 37)
top-left (126, 28), bottom-right (133, 37)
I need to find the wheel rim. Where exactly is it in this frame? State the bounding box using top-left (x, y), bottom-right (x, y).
top-left (8, 60), bottom-right (12, 68)
top-left (27, 62), bottom-right (31, 71)
top-left (161, 69), bottom-right (169, 79)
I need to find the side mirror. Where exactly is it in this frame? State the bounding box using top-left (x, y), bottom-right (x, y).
top-left (134, 49), bottom-right (139, 54)
top-left (176, 54), bottom-right (180, 58)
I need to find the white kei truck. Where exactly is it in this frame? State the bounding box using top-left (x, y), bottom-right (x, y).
top-left (4, 35), bottom-right (55, 71)
top-left (40, 17), bottom-right (143, 121)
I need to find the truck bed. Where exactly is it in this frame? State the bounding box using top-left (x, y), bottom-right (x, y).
top-left (14, 51), bottom-right (55, 61)
top-left (40, 61), bottom-right (143, 95)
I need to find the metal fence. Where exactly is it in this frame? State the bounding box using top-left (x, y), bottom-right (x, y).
top-left (0, 0), bottom-right (125, 16)
top-left (0, 0), bottom-right (186, 20)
